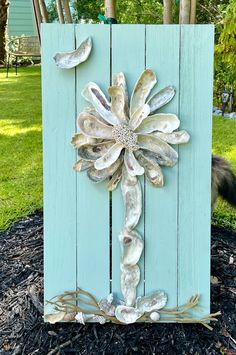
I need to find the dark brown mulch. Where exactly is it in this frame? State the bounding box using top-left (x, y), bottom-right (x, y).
top-left (0, 212), bottom-right (235, 355)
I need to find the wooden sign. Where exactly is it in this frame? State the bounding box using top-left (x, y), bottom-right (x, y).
top-left (42, 24), bottom-right (214, 324)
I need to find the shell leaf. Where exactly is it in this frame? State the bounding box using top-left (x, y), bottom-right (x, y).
top-left (77, 112), bottom-right (113, 139)
top-left (135, 113), bottom-right (180, 134)
top-left (94, 143), bottom-right (124, 170)
top-left (147, 85), bottom-right (175, 114)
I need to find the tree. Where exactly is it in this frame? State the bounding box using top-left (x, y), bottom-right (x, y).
top-left (0, 0), bottom-right (9, 63)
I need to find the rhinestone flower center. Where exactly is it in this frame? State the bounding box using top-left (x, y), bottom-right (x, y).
top-left (112, 125), bottom-right (139, 151)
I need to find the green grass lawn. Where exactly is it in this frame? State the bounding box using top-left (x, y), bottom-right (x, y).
top-left (0, 66), bottom-right (235, 230)
top-left (0, 66), bottom-right (42, 230)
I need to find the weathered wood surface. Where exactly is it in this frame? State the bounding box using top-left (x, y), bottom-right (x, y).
top-left (42, 24), bottom-right (214, 320)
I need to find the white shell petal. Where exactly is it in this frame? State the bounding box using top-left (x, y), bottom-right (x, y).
top-left (119, 229), bottom-right (144, 266)
top-left (82, 82), bottom-right (119, 125)
top-left (54, 37), bottom-right (92, 69)
top-left (44, 312), bottom-right (66, 324)
top-left (147, 86), bottom-right (175, 114)
top-left (130, 69), bottom-right (157, 116)
top-left (150, 312), bottom-right (160, 322)
top-left (138, 135), bottom-right (178, 167)
top-left (77, 112), bottom-right (113, 139)
top-left (135, 151), bottom-right (164, 187)
top-left (112, 72), bottom-right (129, 117)
top-left (108, 86), bottom-right (128, 123)
top-left (136, 291), bottom-right (167, 312)
top-left (121, 166), bottom-right (142, 230)
top-left (87, 158), bottom-right (121, 182)
top-left (94, 143), bottom-right (124, 170)
top-left (115, 305), bottom-right (143, 324)
top-left (135, 114), bottom-right (180, 134)
top-left (153, 130), bottom-right (190, 144)
top-left (78, 141), bottom-right (114, 160)
top-left (71, 133), bottom-right (96, 149)
top-left (124, 150), bottom-right (144, 177)
top-left (107, 166), bottom-right (122, 191)
top-left (129, 104), bottom-right (150, 131)
top-left (73, 159), bottom-right (94, 172)
top-left (120, 264), bottom-right (140, 307)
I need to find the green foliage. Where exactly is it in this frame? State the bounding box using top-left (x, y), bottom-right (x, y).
top-left (214, 0), bottom-right (236, 107)
top-left (0, 67), bottom-right (42, 230)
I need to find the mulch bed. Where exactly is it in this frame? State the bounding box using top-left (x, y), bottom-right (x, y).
top-left (0, 212), bottom-right (235, 355)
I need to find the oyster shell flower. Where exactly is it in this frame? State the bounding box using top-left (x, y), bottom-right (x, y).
top-left (71, 69), bottom-right (190, 190)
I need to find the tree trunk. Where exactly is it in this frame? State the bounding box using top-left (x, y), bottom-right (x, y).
top-left (179, 0), bottom-right (190, 24)
top-left (0, 0), bottom-right (9, 63)
top-left (105, 0), bottom-right (116, 19)
top-left (163, 0), bottom-right (172, 24)
top-left (190, 0), bottom-right (197, 24)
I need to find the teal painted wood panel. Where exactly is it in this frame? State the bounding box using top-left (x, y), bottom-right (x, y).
top-left (145, 25), bottom-right (180, 308)
top-left (75, 25), bottom-right (111, 300)
top-left (8, 0), bottom-right (36, 37)
top-left (42, 24), bottom-right (214, 321)
top-left (42, 24), bottom-right (77, 315)
top-left (111, 25), bottom-right (146, 299)
top-left (178, 25), bottom-right (214, 316)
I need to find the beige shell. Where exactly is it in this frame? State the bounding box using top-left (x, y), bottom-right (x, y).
top-left (94, 143), bottom-right (124, 170)
top-left (78, 141), bottom-right (114, 161)
top-left (73, 159), bottom-right (94, 172)
top-left (112, 72), bottom-right (129, 117)
top-left (108, 85), bottom-right (127, 123)
top-left (150, 312), bottom-right (160, 322)
top-left (135, 113), bottom-right (180, 134)
top-left (77, 112), bottom-right (113, 139)
top-left (130, 69), bottom-right (157, 116)
top-left (129, 104), bottom-right (150, 131)
top-left (147, 85), bottom-right (175, 114)
top-left (136, 291), bottom-right (167, 313)
top-left (120, 264), bottom-right (140, 306)
top-left (87, 158), bottom-right (121, 183)
top-left (119, 230), bottom-right (144, 266)
top-left (44, 311), bottom-right (66, 324)
top-left (115, 305), bottom-right (143, 324)
top-left (54, 37), bottom-right (92, 69)
top-left (75, 312), bottom-right (106, 324)
top-left (135, 151), bottom-right (164, 187)
top-left (121, 166), bottom-right (142, 231)
top-left (107, 166), bottom-right (123, 191)
top-left (71, 133), bottom-right (96, 149)
top-left (153, 130), bottom-right (190, 144)
top-left (138, 134), bottom-right (178, 167)
top-left (124, 149), bottom-right (144, 177)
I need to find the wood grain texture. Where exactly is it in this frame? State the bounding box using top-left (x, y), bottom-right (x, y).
top-left (42, 24), bottom-right (76, 315)
top-left (75, 25), bottom-right (111, 301)
top-left (145, 25), bottom-right (180, 308)
top-left (178, 25), bottom-right (214, 315)
top-left (111, 25), bottom-right (146, 299)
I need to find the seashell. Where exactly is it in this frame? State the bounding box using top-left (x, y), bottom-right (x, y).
top-left (135, 113), bottom-right (180, 134)
top-left (87, 158), bottom-right (121, 182)
top-left (82, 82), bottom-right (119, 125)
top-left (71, 133), bottom-right (96, 149)
top-left (121, 264), bottom-right (140, 306)
top-left (119, 229), bottom-right (144, 266)
top-left (77, 112), bottom-right (113, 139)
top-left (44, 311), bottom-right (66, 324)
top-left (130, 69), bottom-right (157, 117)
top-left (141, 150), bottom-right (175, 168)
top-left (78, 141), bottom-right (114, 161)
top-left (121, 166), bottom-right (142, 230)
top-left (147, 85), bottom-right (176, 114)
top-left (115, 305), bottom-right (143, 324)
top-left (73, 159), bottom-right (94, 172)
top-left (150, 311), bottom-right (160, 322)
top-left (107, 166), bottom-right (123, 191)
top-left (63, 312), bottom-right (76, 322)
top-left (84, 106), bottom-right (108, 124)
top-left (94, 143), bottom-right (124, 170)
top-left (124, 150), bottom-right (144, 177)
top-left (108, 86), bottom-right (128, 123)
top-left (138, 135), bottom-right (178, 167)
top-left (75, 312), bottom-right (106, 324)
top-left (135, 151), bottom-right (164, 187)
top-left (136, 291), bottom-right (167, 313)
top-left (129, 104), bottom-right (150, 131)
top-left (112, 72), bottom-right (129, 116)
top-left (153, 130), bottom-right (190, 144)
top-left (98, 299), bottom-right (116, 317)
top-left (54, 37), bottom-right (92, 69)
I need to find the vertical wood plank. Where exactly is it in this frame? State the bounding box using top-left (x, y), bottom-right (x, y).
top-left (145, 25), bottom-right (180, 308)
top-left (178, 25), bottom-right (214, 315)
top-left (111, 25), bottom-right (146, 299)
top-left (75, 25), bottom-right (110, 301)
top-left (42, 24), bottom-right (76, 315)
